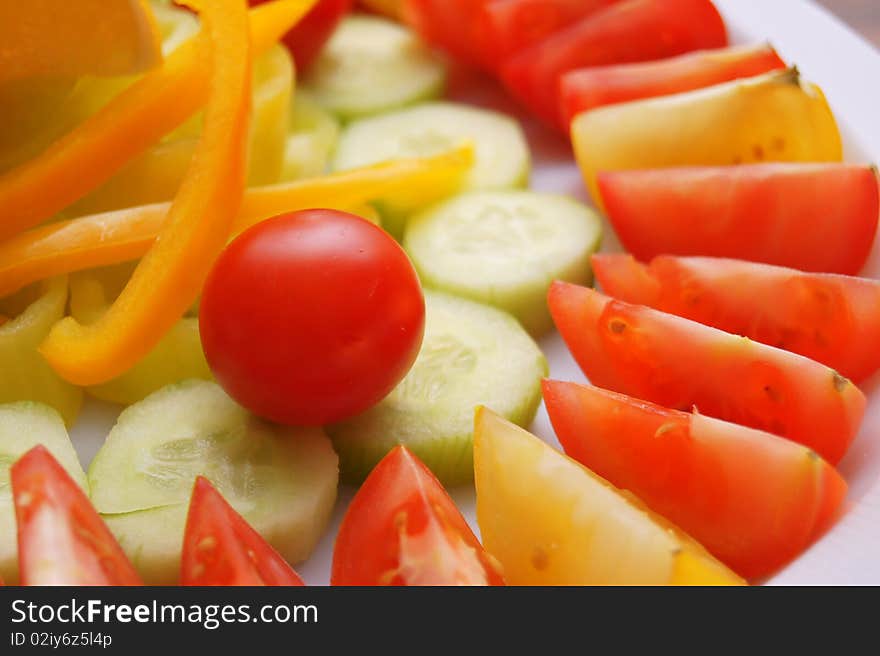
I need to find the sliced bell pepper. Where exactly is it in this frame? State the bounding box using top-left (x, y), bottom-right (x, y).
top-left (0, 145), bottom-right (474, 297)
top-left (0, 0), bottom-right (316, 241)
top-left (39, 0), bottom-right (252, 386)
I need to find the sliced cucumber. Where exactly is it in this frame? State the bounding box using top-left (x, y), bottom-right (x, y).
top-left (302, 15), bottom-right (446, 121)
top-left (280, 90), bottom-right (341, 181)
top-left (333, 101), bottom-right (531, 238)
top-left (404, 191), bottom-right (602, 336)
top-left (328, 290), bottom-right (547, 486)
top-left (0, 402), bottom-right (87, 584)
top-left (88, 381), bottom-right (339, 584)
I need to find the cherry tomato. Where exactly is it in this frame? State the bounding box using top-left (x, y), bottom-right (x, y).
top-left (199, 209), bottom-right (425, 426)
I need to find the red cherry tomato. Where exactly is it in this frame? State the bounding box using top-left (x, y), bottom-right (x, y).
top-left (199, 209), bottom-right (425, 426)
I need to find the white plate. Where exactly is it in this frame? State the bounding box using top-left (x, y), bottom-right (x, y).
top-left (70, 0), bottom-right (880, 585)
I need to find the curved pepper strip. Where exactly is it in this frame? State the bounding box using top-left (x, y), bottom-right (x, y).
top-left (0, 0), bottom-right (316, 241)
top-left (0, 277), bottom-right (83, 425)
top-left (39, 0), bottom-right (252, 386)
top-left (0, 145), bottom-right (474, 297)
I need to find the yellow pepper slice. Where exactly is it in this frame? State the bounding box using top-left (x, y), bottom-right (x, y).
top-left (39, 0), bottom-right (252, 386)
top-left (0, 145), bottom-right (474, 297)
top-left (0, 0), bottom-right (316, 241)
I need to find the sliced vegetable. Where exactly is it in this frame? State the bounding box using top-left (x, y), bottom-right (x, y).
top-left (332, 446), bottom-right (504, 585)
top-left (543, 380), bottom-right (847, 579)
top-left (593, 254), bottom-right (880, 383)
top-left (404, 190), bottom-right (602, 335)
top-left (0, 277), bottom-right (83, 425)
top-left (573, 69), bottom-right (843, 203)
top-left (474, 407), bottom-right (745, 585)
top-left (596, 163), bottom-right (878, 275)
top-left (403, 0), bottom-right (491, 69)
top-left (12, 445), bottom-right (141, 586)
top-left (40, 0), bottom-right (253, 387)
top-left (548, 282), bottom-right (866, 464)
top-left (303, 14), bottom-right (446, 121)
top-left (559, 43), bottom-right (786, 128)
top-left (329, 290), bottom-right (546, 486)
top-left (359, 0), bottom-right (402, 19)
top-left (0, 403), bottom-right (87, 584)
top-left (88, 380), bottom-right (339, 584)
top-left (501, 0), bottom-right (728, 125)
top-left (181, 477), bottom-right (305, 586)
top-left (280, 89), bottom-right (340, 180)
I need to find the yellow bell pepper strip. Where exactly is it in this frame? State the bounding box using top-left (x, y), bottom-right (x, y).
top-left (0, 145), bottom-right (474, 297)
top-left (39, 0), bottom-right (252, 387)
top-left (0, 0), bottom-right (316, 241)
top-left (0, 277), bottom-right (83, 426)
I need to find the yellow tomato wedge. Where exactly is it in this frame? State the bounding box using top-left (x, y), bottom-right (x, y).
top-left (572, 68), bottom-right (842, 203)
top-left (0, 0), bottom-right (162, 81)
top-left (473, 407), bottom-right (745, 586)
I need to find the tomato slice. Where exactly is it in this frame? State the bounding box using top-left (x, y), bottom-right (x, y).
top-left (543, 380), bottom-right (847, 579)
top-left (500, 0), bottom-right (727, 126)
top-left (331, 446), bottom-right (504, 585)
top-left (559, 43), bottom-right (785, 128)
top-left (548, 282), bottom-right (866, 464)
top-left (404, 0), bottom-right (494, 70)
top-left (598, 163), bottom-right (880, 275)
top-left (593, 254), bottom-right (880, 384)
top-left (181, 477), bottom-right (305, 586)
top-left (11, 445), bottom-right (141, 586)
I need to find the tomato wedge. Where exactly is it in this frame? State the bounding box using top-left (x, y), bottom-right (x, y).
top-left (181, 477), bottom-right (305, 586)
top-left (332, 446), bottom-right (504, 586)
top-left (598, 163), bottom-right (879, 275)
top-left (593, 254), bottom-right (880, 384)
top-left (543, 380), bottom-right (847, 580)
top-left (548, 282), bottom-right (866, 464)
top-left (404, 0), bottom-right (493, 69)
top-left (559, 43), bottom-right (785, 128)
top-left (500, 0), bottom-right (727, 125)
top-left (11, 445), bottom-right (141, 586)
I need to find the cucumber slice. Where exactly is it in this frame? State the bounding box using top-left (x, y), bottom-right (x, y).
top-left (280, 90), bottom-right (340, 181)
top-left (88, 381), bottom-right (339, 584)
top-left (302, 15), bottom-right (446, 121)
top-left (0, 402), bottom-right (87, 584)
top-left (328, 290), bottom-right (547, 486)
top-left (332, 102), bottom-right (531, 238)
top-left (404, 191), bottom-right (603, 336)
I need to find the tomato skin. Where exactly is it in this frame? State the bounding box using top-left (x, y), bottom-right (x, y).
top-left (548, 282), bottom-right (866, 464)
top-left (250, 0), bottom-right (352, 73)
top-left (543, 380), bottom-right (848, 580)
top-left (199, 209), bottom-right (425, 426)
top-left (599, 164), bottom-right (879, 275)
top-left (559, 43), bottom-right (785, 128)
top-left (500, 0), bottom-right (728, 125)
top-left (181, 477), bottom-right (305, 586)
top-left (11, 446), bottom-right (142, 586)
top-left (404, 0), bottom-right (494, 69)
top-left (331, 446), bottom-right (504, 586)
top-left (593, 254), bottom-right (880, 384)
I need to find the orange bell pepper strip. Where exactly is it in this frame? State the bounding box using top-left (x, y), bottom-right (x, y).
top-left (0, 145), bottom-right (474, 297)
top-left (0, 0), bottom-right (317, 242)
top-left (38, 0), bottom-right (251, 387)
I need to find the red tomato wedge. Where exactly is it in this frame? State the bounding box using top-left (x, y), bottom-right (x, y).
top-left (598, 163), bottom-right (880, 275)
top-left (181, 477), bottom-right (305, 586)
top-left (542, 380), bottom-right (848, 580)
top-left (500, 0), bottom-right (728, 126)
top-left (11, 445), bottom-right (141, 586)
top-left (593, 254), bottom-right (880, 384)
top-left (404, 0), bottom-right (493, 69)
top-left (548, 282), bottom-right (866, 464)
top-left (332, 446), bottom-right (504, 586)
top-left (559, 43), bottom-right (786, 128)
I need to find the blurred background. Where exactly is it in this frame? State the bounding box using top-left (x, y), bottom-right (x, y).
top-left (817, 0), bottom-right (879, 45)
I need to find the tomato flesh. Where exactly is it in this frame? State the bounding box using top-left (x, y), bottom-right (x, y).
top-left (199, 209), bottom-right (425, 426)
top-left (500, 0), bottom-right (728, 125)
top-left (598, 163), bottom-right (880, 275)
top-left (11, 445), bottom-right (141, 586)
top-left (548, 282), bottom-right (866, 464)
top-left (181, 477), bottom-right (305, 586)
top-left (404, 0), bottom-right (494, 69)
top-left (559, 43), bottom-right (785, 128)
top-left (331, 446), bottom-right (504, 585)
top-left (543, 380), bottom-right (847, 580)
